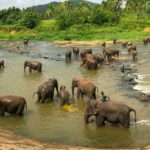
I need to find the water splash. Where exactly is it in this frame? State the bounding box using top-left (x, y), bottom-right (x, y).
top-left (135, 120), bottom-right (150, 126)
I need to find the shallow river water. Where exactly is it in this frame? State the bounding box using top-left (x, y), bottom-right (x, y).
top-left (0, 41), bottom-right (150, 148)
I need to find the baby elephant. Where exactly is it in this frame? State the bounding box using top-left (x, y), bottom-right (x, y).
top-left (24, 60), bottom-right (42, 72)
top-left (0, 60), bottom-right (4, 68)
top-left (58, 85), bottom-right (70, 106)
top-left (0, 95), bottom-right (27, 116)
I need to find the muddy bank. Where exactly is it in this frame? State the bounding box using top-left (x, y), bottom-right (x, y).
top-left (0, 128), bottom-right (101, 150)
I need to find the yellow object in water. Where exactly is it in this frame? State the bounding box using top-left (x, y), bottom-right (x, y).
top-left (63, 104), bottom-right (78, 112)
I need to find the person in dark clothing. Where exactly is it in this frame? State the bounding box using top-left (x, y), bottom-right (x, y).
top-left (120, 63), bottom-right (125, 76)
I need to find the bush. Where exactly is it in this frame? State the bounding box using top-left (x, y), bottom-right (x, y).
top-left (19, 10), bottom-right (39, 29)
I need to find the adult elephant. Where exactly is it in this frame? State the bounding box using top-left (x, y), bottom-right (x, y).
top-left (23, 39), bottom-right (29, 46)
top-left (143, 37), bottom-right (150, 45)
top-left (24, 60), bottom-right (42, 72)
top-left (33, 78), bottom-right (58, 103)
top-left (127, 45), bottom-right (136, 54)
top-left (111, 50), bottom-right (120, 58)
top-left (73, 47), bottom-right (80, 57)
top-left (0, 60), bottom-right (4, 68)
top-left (85, 58), bottom-right (98, 70)
top-left (93, 53), bottom-right (104, 65)
top-left (72, 77), bottom-right (98, 99)
top-left (80, 48), bottom-right (92, 59)
top-left (84, 100), bottom-right (136, 128)
top-left (0, 95), bottom-right (27, 116)
top-left (103, 47), bottom-right (113, 61)
top-left (65, 51), bottom-right (72, 62)
top-left (80, 54), bottom-right (97, 70)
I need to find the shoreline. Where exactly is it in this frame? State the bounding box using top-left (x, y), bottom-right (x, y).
top-left (0, 128), bottom-right (99, 150)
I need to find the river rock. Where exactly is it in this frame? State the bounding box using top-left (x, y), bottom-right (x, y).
top-left (138, 93), bottom-right (150, 102)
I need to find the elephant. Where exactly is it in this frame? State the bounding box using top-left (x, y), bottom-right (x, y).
top-left (103, 47), bottom-right (119, 61)
top-left (84, 100), bottom-right (136, 128)
top-left (122, 42), bottom-right (128, 48)
top-left (72, 47), bottom-right (80, 57)
top-left (23, 39), bottom-right (29, 46)
top-left (0, 95), bottom-right (27, 116)
top-left (111, 50), bottom-right (120, 58)
top-left (127, 45), bottom-right (136, 54)
top-left (80, 56), bottom-right (98, 70)
top-left (101, 42), bottom-right (106, 47)
top-left (72, 77), bottom-right (98, 99)
top-left (24, 60), bottom-right (42, 72)
top-left (65, 51), bottom-right (72, 62)
top-left (132, 50), bottom-right (138, 61)
top-left (113, 39), bottom-right (117, 44)
top-left (93, 54), bottom-right (104, 65)
top-left (143, 37), bottom-right (150, 45)
top-left (33, 78), bottom-right (58, 103)
top-left (80, 48), bottom-right (92, 59)
top-left (58, 85), bottom-right (70, 105)
top-left (85, 58), bottom-right (98, 70)
top-left (0, 60), bottom-right (4, 68)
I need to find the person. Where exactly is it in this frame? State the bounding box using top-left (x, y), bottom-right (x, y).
top-left (96, 91), bottom-right (110, 108)
top-left (101, 91), bottom-right (110, 102)
top-left (120, 63), bottom-right (125, 76)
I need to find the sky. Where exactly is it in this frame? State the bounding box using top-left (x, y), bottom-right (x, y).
top-left (0, 0), bottom-right (103, 10)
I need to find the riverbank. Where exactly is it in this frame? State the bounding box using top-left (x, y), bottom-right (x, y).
top-left (0, 128), bottom-right (100, 150)
top-left (0, 27), bottom-right (150, 45)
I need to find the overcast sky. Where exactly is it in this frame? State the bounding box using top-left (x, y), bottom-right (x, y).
top-left (0, 0), bottom-right (102, 10)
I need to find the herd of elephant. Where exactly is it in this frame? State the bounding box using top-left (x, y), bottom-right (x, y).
top-left (0, 37), bottom-right (149, 128)
top-left (65, 38), bottom-right (142, 70)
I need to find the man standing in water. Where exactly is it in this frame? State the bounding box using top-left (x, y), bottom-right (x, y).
top-left (120, 63), bottom-right (125, 76)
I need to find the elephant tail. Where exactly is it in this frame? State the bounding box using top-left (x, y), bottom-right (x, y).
top-left (33, 91), bottom-right (38, 98)
top-left (129, 107), bottom-right (137, 122)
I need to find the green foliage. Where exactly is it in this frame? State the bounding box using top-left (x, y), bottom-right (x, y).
top-left (0, 7), bottom-right (21, 24)
top-left (19, 9), bottom-right (39, 29)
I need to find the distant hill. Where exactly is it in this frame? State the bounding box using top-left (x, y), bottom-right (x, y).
top-left (33, 0), bottom-right (98, 13)
top-left (34, 2), bottom-right (61, 13)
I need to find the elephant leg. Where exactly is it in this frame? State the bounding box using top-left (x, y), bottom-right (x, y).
top-left (29, 67), bottom-right (32, 72)
top-left (77, 89), bottom-right (81, 99)
top-left (0, 108), bottom-right (5, 116)
top-left (84, 114), bottom-right (90, 124)
top-left (119, 114), bottom-right (129, 128)
top-left (96, 113), bottom-right (105, 126)
top-left (16, 105), bottom-right (24, 116)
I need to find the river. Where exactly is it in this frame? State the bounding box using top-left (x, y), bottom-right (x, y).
top-left (0, 40), bottom-right (150, 148)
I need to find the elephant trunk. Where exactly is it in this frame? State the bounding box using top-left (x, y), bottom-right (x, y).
top-left (129, 107), bottom-right (137, 122)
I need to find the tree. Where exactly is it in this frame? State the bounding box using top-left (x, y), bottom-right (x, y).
top-left (19, 9), bottom-right (39, 29)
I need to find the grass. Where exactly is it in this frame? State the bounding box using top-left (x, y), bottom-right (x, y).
top-left (0, 13), bottom-right (150, 42)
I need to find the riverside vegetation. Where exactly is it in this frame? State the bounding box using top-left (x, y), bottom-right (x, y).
top-left (0, 0), bottom-right (150, 41)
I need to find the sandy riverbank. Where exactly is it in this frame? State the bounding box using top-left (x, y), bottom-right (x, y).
top-left (0, 128), bottom-right (100, 150)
